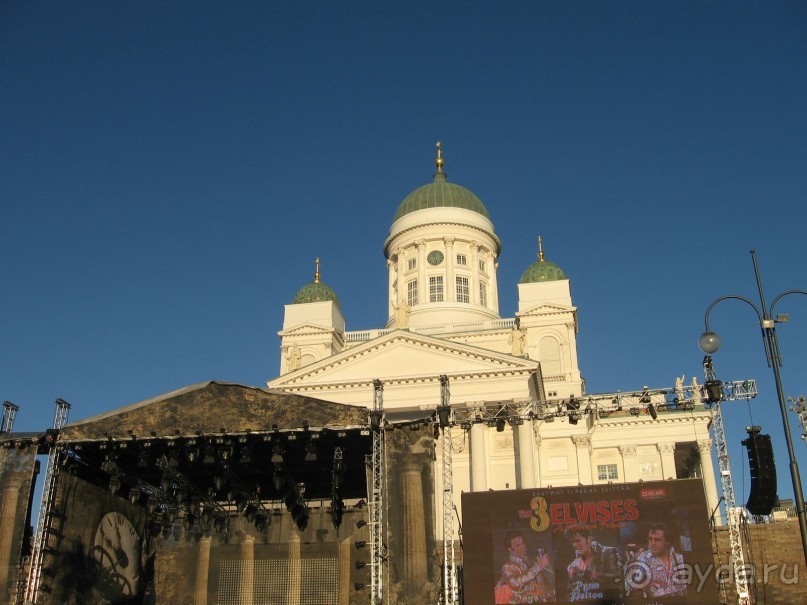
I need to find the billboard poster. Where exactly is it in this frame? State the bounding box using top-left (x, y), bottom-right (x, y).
top-left (462, 479), bottom-right (718, 605)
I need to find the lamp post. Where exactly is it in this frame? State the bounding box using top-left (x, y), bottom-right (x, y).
top-left (698, 249), bottom-right (807, 567)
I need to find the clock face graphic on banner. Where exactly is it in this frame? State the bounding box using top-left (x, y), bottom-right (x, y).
top-left (88, 511), bottom-right (142, 602)
top-left (427, 250), bottom-right (444, 266)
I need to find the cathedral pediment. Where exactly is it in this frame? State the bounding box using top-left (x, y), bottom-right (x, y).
top-left (278, 323), bottom-right (335, 337)
top-left (518, 302), bottom-right (577, 317)
top-left (268, 330), bottom-right (538, 389)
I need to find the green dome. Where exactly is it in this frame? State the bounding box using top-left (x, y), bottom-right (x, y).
top-left (292, 280), bottom-right (340, 307)
top-left (519, 259), bottom-right (568, 283)
top-left (393, 172), bottom-right (490, 222)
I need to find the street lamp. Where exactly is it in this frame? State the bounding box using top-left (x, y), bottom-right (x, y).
top-left (699, 249), bottom-right (807, 567)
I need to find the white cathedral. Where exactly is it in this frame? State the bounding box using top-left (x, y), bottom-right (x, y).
top-left (266, 145), bottom-right (719, 531)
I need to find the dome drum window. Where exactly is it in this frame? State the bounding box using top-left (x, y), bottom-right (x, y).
top-left (429, 276), bottom-right (444, 302)
top-left (456, 254), bottom-right (467, 266)
top-left (456, 276), bottom-right (470, 304)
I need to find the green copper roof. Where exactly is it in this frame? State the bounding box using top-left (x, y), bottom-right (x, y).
top-left (393, 172), bottom-right (490, 222)
top-left (519, 260), bottom-right (568, 283)
top-left (292, 281), bottom-right (340, 307)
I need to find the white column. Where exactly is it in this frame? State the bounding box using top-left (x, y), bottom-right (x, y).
top-left (417, 240), bottom-right (426, 306)
top-left (387, 259), bottom-right (396, 318)
top-left (574, 436), bottom-right (593, 484)
top-left (657, 442), bottom-right (677, 480)
top-left (698, 439), bottom-right (721, 526)
top-left (469, 241), bottom-right (480, 305)
top-left (0, 479), bottom-right (21, 602)
top-left (489, 252), bottom-right (500, 314)
top-left (620, 444), bottom-right (639, 483)
top-left (517, 421), bottom-right (536, 488)
top-left (395, 248), bottom-right (406, 309)
top-left (470, 419), bottom-right (488, 492)
top-left (401, 461), bottom-right (428, 593)
top-left (444, 237), bottom-right (455, 302)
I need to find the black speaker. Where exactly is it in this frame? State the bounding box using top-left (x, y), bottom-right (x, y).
top-left (742, 426), bottom-right (777, 515)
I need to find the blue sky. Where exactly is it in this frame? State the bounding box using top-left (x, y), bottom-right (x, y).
top-left (2, 2), bottom-right (807, 506)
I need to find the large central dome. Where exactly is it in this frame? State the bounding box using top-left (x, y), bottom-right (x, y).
top-left (392, 171), bottom-right (490, 222)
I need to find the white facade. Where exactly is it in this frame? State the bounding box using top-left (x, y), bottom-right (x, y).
top-left (267, 157), bottom-right (718, 533)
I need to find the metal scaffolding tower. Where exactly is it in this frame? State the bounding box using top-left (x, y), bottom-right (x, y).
top-left (2, 401), bottom-right (20, 433)
top-left (703, 358), bottom-right (757, 605)
top-left (24, 398), bottom-right (71, 604)
top-left (437, 375), bottom-right (457, 604)
top-left (368, 379), bottom-right (386, 605)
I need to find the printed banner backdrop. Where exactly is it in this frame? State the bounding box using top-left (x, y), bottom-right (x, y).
top-left (462, 479), bottom-right (718, 605)
top-left (0, 443), bottom-right (38, 604)
top-left (38, 472), bottom-right (153, 605)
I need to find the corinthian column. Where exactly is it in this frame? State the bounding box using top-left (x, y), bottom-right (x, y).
top-left (517, 421), bottom-right (536, 489)
top-left (698, 439), bottom-right (721, 526)
top-left (469, 417), bottom-right (488, 491)
top-left (444, 237), bottom-right (455, 302)
top-left (288, 530), bottom-right (302, 605)
top-left (239, 534), bottom-right (254, 604)
top-left (619, 445), bottom-right (639, 483)
top-left (573, 436), bottom-right (593, 484)
top-left (657, 442), bottom-right (677, 480)
top-left (0, 477), bottom-right (22, 602)
top-left (401, 461), bottom-right (428, 594)
top-left (194, 536), bottom-right (212, 605)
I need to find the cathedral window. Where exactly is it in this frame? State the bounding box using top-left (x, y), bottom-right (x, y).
top-left (456, 276), bottom-right (470, 303)
top-left (407, 258), bottom-right (417, 271)
top-left (407, 279), bottom-right (418, 305)
top-left (429, 276), bottom-right (444, 302)
top-left (597, 464), bottom-right (619, 481)
top-left (456, 253), bottom-right (467, 266)
top-left (479, 282), bottom-right (487, 307)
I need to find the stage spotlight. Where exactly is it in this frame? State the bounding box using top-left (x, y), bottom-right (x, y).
top-left (201, 507), bottom-right (213, 525)
top-left (495, 418), bottom-right (506, 432)
top-left (568, 413), bottom-right (579, 425)
top-left (246, 505), bottom-right (257, 524)
top-left (331, 497), bottom-right (344, 529)
top-left (630, 407), bottom-right (641, 416)
top-left (255, 512), bottom-right (269, 532)
top-left (203, 446), bottom-right (216, 465)
top-left (355, 583), bottom-right (365, 591)
top-left (369, 410), bottom-right (383, 432)
top-left (355, 540), bottom-right (367, 549)
top-left (161, 475), bottom-right (172, 494)
top-left (566, 395), bottom-right (580, 410)
top-left (129, 488), bottom-right (141, 505)
top-left (598, 410), bottom-right (611, 419)
top-left (543, 415), bottom-right (555, 423)
top-left (166, 506), bottom-right (178, 523)
top-left (183, 514), bottom-right (195, 531)
top-left (356, 499), bottom-right (366, 508)
top-left (304, 440), bottom-right (318, 462)
top-left (437, 403), bottom-right (451, 429)
top-left (189, 499), bottom-right (201, 515)
top-left (356, 519), bottom-right (367, 529)
top-left (147, 496), bottom-right (159, 514)
top-left (271, 442), bottom-right (285, 463)
top-left (355, 561), bottom-right (366, 570)
top-left (705, 380), bottom-right (723, 403)
top-left (273, 466), bottom-right (287, 491)
top-left (238, 445), bottom-right (252, 464)
top-left (648, 404), bottom-right (658, 420)
top-left (213, 515), bottom-right (227, 534)
top-left (175, 487), bottom-right (187, 504)
top-left (213, 475), bottom-right (225, 491)
top-left (108, 477), bottom-right (121, 495)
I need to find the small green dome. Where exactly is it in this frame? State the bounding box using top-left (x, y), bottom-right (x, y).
top-left (519, 260), bottom-right (568, 283)
top-left (292, 259), bottom-right (340, 307)
top-left (393, 172), bottom-right (490, 222)
top-left (520, 238), bottom-right (567, 283)
top-left (292, 280), bottom-right (340, 307)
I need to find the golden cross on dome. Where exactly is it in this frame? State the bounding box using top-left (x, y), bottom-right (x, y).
top-left (538, 236), bottom-right (545, 262)
top-left (314, 257), bottom-right (321, 283)
top-left (435, 141), bottom-right (444, 173)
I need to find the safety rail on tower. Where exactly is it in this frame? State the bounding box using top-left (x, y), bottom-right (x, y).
top-left (368, 379), bottom-right (386, 605)
top-left (24, 398), bottom-right (71, 604)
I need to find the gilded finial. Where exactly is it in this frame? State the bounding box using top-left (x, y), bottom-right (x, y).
top-left (314, 257), bottom-right (321, 283)
top-left (538, 236), bottom-right (545, 262)
top-left (435, 141), bottom-right (444, 173)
